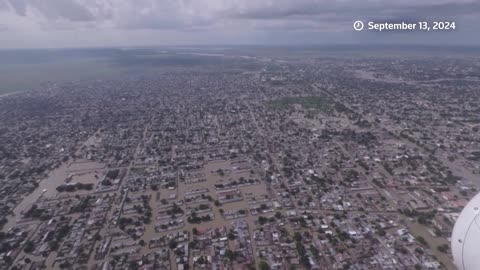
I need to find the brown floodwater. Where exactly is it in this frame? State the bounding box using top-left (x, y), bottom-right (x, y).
top-left (3, 161), bottom-right (104, 232)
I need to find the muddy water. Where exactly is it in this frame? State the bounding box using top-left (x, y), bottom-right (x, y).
top-left (137, 160), bottom-right (271, 269)
top-left (406, 220), bottom-right (455, 270)
top-left (3, 161), bottom-right (105, 232)
top-left (2, 163), bottom-right (69, 231)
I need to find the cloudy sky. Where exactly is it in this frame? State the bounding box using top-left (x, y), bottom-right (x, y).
top-left (0, 0), bottom-right (479, 48)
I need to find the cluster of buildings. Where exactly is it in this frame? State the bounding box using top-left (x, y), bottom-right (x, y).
top-left (1, 49), bottom-right (479, 270)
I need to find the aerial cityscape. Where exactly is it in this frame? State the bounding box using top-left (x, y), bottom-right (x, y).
top-left (0, 46), bottom-right (479, 270)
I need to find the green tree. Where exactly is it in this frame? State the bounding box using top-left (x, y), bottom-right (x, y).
top-left (224, 249), bottom-right (235, 261)
top-left (23, 240), bottom-right (34, 253)
top-left (169, 240), bottom-right (178, 249)
top-left (258, 216), bottom-right (268, 225)
top-left (258, 261), bottom-right (271, 270)
top-left (294, 232), bottom-right (302, 242)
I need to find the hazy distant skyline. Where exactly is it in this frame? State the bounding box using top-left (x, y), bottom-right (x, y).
top-left (1, 0), bottom-right (479, 49)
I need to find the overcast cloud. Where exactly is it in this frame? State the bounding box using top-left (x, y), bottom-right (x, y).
top-left (0, 0), bottom-right (479, 48)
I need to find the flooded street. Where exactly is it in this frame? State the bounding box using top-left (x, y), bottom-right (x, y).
top-left (3, 163), bottom-right (69, 231)
top-left (3, 160), bottom-right (106, 232)
top-left (406, 220), bottom-right (455, 270)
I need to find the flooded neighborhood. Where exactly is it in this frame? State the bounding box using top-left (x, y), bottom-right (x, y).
top-left (0, 47), bottom-right (480, 270)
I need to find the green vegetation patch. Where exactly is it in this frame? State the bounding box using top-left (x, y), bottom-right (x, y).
top-left (268, 96), bottom-right (333, 112)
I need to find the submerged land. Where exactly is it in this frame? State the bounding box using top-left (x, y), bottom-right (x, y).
top-left (0, 46), bottom-right (479, 270)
